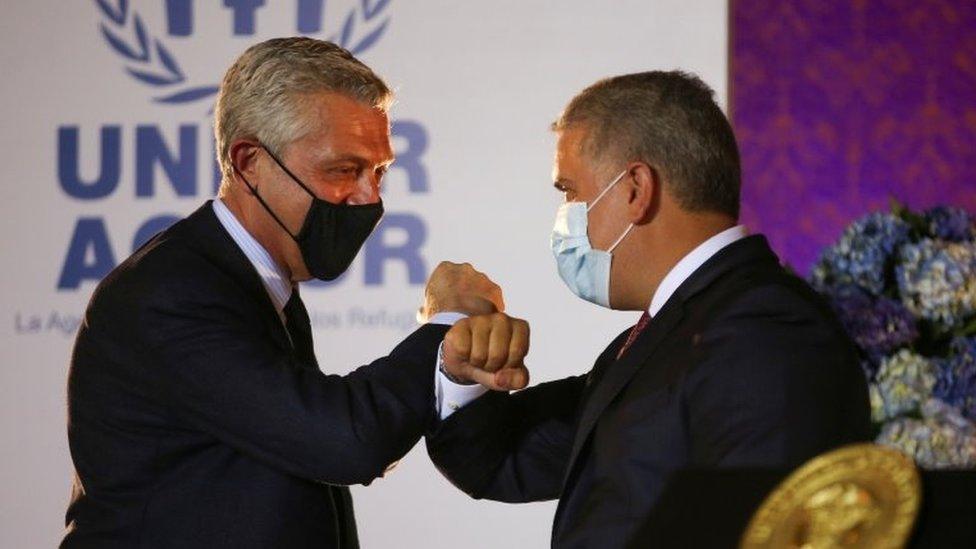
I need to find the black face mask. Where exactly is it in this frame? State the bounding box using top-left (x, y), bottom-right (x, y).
top-left (233, 146), bottom-right (384, 281)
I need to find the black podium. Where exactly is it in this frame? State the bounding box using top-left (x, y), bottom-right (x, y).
top-left (626, 469), bottom-right (976, 548)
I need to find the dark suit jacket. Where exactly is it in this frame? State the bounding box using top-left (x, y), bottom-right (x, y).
top-left (63, 201), bottom-right (447, 548)
top-left (426, 235), bottom-right (872, 548)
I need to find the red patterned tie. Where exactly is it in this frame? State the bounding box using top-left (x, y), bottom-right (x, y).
top-left (617, 311), bottom-right (651, 360)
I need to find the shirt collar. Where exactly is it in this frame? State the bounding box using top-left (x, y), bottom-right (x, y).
top-left (212, 198), bottom-right (293, 314)
top-left (648, 225), bottom-right (749, 317)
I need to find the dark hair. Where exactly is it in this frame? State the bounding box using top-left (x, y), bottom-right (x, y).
top-left (553, 71), bottom-right (741, 219)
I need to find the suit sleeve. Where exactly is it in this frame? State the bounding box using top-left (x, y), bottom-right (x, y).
top-left (122, 286), bottom-right (446, 487)
top-left (683, 286), bottom-right (871, 468)
top-left (425, 375), bottom-right (587, 503)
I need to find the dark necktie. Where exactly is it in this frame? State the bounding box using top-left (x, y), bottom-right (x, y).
top-left (617, 311), bottom-right (651, 360)
top-left (283, 290), bottom-right (317, 367)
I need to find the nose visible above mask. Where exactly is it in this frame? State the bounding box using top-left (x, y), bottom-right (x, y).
top-left (550, 169), bottom-right (635, 308)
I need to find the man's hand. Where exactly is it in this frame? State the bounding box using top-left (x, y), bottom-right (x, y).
top-left (442, 313), bottom-right (530, 391)
top-left (420, 261), bottom-right (505, 321)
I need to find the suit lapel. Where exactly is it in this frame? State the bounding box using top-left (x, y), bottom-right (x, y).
top-left (168, 204), bottom-right (352, 542)
top-left (557, 235), bottom-right (780, 496)
top-left (180, 201), bottom-right (292, 352)
top-left (562, 300), bottom-right (685, 486)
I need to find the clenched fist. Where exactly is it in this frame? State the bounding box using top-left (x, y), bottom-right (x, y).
top-left (420, 261), bottom-right (505, 321)
top-left (442, 313), bottom-right (530, 391)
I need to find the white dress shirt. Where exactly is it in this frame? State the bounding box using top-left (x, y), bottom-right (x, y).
top-left (432, 225), bottom-right (750, 420)
top-left (647, 225), bottom-right (749, 317)
top-left (212, 198), bottom-right (293, 322)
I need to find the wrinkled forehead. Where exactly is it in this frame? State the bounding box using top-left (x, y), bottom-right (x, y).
top-left (292, 92), bottom-right (393, 160)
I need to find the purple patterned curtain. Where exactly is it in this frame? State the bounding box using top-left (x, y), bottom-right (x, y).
top-left (731, 0), bottom-right (976, 273)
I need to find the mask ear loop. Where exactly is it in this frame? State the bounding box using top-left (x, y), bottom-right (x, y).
top-left (586, 169), bottom-right (628, 212)
top-left (587, 168), bottom-right (634, 253)
top-left (607, 223), bottom-right (635, 253)
top-left (262, 146), bottom-right (319, 200)
top-left (231, 161), bottom-right (302, 242)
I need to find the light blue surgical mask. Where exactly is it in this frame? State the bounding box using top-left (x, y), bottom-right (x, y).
top-left (551, 169), bottom-right (635, 308)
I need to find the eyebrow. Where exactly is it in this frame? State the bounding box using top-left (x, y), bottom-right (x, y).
top-left (322, 154), bottom-right (395, 168)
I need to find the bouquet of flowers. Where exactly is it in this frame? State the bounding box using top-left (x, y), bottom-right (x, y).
top-left (811, 202), bottom-right (976, 468)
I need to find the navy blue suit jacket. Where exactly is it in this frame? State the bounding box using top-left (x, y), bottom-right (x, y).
top-left (426, 235), bottom-right (872, 548)
top-left (63, 202), bottom-right (446, 548)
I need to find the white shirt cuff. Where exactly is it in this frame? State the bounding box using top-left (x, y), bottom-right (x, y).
top-left (427, 311), bottom-right (469, 325)
top-left (425, 312), bottom-right (488, 419)
top-left (434, 343), bottom-right (489, 420)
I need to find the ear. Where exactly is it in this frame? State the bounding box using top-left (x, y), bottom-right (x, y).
top-left (228, 139), bottom-right (262, 194)
top-left (624, 161), bottom-right (658, 224)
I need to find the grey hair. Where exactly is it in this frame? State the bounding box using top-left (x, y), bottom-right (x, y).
top-left (553, 71), bottom-right (741, 219)
top-left (214, 37), bottom-right (393, 182)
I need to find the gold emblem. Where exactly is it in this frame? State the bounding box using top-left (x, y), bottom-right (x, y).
top-left (740, 444), bottom-right (921, 549)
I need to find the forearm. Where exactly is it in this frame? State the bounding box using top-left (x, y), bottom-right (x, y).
top-left (143, 321), bottom-right (448, 486)
top-left (426, 376), bottom-right (585, 503)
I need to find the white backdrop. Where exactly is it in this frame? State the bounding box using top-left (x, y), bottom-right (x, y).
top-left (0, 1), bottom-right (727, 547)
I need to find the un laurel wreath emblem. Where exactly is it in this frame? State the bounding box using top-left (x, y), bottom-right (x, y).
top-left (94, 0), bottom-right (393, 106)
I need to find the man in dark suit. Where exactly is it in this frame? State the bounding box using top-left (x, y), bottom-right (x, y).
top-left (62, 38), bottom-right (530, 548)
top-left (425, 71), bottom-right (872, 548)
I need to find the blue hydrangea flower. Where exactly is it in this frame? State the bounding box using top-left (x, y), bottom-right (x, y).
top-left (812, 204), bottom-right (976, 465)
top-left (934, 337), bottom-right (976, 421)
top-left (876, 399), bottom-right (976, 469)
top-left (896, 239), bottom-right (976, 327)
top-left (869, 349), bottom-right (936, 423)
top-left (811, 212), bottom-right (911, 295)
top-left (926, 206), bottom-right (975, 242)
top-left (827, 285), bottom-right (918, 372)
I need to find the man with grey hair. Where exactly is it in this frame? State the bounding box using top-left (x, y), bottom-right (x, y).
top-left (62, 37), bottom-right (529, 548)
top-left (426, 71), bottom-right (871, 547)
